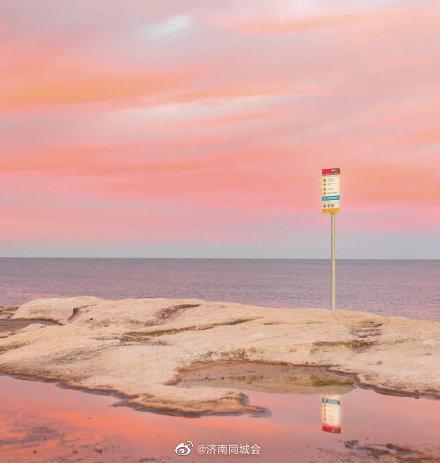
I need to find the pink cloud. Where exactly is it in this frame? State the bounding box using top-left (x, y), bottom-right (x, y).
top-left (0, 0), bottom-right (439, 253)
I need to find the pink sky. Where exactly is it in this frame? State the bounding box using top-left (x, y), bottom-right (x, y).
top-left (0, 0), bottom-right (439, 257)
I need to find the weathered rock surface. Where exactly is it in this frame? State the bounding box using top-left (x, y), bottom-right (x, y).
top-left (0, 296), bottom-right (439, 415)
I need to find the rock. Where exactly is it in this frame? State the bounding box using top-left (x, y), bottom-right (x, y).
top-left (12, 297), bottom-right (103, 324)
top-left (0, 306), bottom-right (18, 316)
top-left (18, 323), bottom-right (48, 333)
top-left (0, 296), bottom-right (439, 416)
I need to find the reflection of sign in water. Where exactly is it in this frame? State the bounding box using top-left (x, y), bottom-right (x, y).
top-left (322, 396), bottom-right (341, 433)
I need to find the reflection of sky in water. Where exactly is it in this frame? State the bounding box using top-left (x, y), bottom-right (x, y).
top-left (0, 376), bottom-right (439, 462)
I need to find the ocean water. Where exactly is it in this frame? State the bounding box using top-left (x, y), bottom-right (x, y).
top-left (0, 258), bottom-right (439, 320)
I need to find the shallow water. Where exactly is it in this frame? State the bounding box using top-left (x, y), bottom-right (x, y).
top-left (0, 375), bottom-right (439, 462)
top-left (0, 258), bottom-right (439, 320)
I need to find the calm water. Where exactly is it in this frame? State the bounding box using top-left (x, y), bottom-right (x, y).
top-left (1, 375), bottom-right (439, 462)
top-left (0, 258), bottom-right (439, 320)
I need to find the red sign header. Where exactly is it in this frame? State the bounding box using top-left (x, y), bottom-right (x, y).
top-left (322, 168), bottom-right (340, 176)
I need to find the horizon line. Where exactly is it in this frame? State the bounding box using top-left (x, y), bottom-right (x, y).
top-left (0, 256), bottom-right (438, 261)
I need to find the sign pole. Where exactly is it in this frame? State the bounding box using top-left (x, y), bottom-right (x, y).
top-left (331, 212), bottom-right (336, 310)
top-left (321, 167), bottom-right (340, 311)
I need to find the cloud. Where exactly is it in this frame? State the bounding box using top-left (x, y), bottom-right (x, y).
top-left (216, 13), bottom-right (363, 35)
top-left (0, 0), bottom-right (439, 255)
top-left (203, 0), bottom-right (410, 35)
top-left (139, 15), bottom-right (193, 40)
top-left (204, 0), bottom-right (439, 36)
top-left (0, 65), bottom-right (197, 110)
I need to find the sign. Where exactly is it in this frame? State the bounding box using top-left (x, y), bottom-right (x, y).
top-left (322, 396), bottom-right (341, 433)
top-left (322, 168), bottom-right (340, 213)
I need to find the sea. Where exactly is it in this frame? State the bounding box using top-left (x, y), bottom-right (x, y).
top-left (0, 258), bottom-right (439, 320)
top-left (1, 257), bottom-right (440, 461)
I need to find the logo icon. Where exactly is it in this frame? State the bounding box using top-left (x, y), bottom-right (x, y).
top-left (175, 441), bottom-right (193, 456)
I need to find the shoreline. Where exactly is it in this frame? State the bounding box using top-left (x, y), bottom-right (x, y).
top-left (0, 296), bottom-right (439, 416)
top-left (0, 359), bottom-right (438, 421)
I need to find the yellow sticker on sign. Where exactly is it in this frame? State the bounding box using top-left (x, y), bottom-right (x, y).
top-left (322, 207), bottom-right (340, 214)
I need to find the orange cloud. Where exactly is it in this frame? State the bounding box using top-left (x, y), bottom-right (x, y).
top-left (219, 13), bottom-right (363, 35)
top-left (0, 68), bottom-right (196, 110)
top-left (345, 164), bottom-right (440, 205)
top-left (165, 83), bottom-right (323, 104)
top-left (0, 0), bottom-right (439, 253)
top-left (409, 128), bottom-right (440, 144)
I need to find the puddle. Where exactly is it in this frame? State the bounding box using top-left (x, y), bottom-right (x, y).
top-left (172, 361), bottom-right (355, 396)
top-left (1, 375), bottom-right (439, 462)
top-left (0, 317), bottom-right (57, 334)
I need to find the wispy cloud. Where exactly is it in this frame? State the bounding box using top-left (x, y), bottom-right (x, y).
top-left (0, 0), bottom-right (439, 255)
top-left (139, 15), bottom-right (193, 40)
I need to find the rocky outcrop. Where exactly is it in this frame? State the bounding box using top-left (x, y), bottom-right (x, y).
top-left (0, 297), bottom-right (438, 416)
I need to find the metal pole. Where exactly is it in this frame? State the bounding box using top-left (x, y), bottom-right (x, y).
top-left (331, 212), bottom-right (336, 310)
